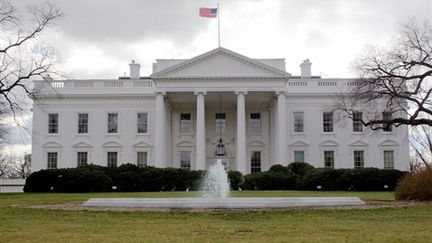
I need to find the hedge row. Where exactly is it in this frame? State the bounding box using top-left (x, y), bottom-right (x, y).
top-left (241, 163), bottom-right (406, 191)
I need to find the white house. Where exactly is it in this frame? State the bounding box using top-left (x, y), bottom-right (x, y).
top-left (31, 47), bottom-right (410, 173)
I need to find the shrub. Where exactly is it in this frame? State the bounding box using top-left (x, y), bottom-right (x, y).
top-left (228, 171), bottom-right (243, 190)
top-left (395, 168), bottom-right (432, 201)
top-left (241, 171), bottom-right (296, 190)
top-left (287, 162), bottom-right (315, 176)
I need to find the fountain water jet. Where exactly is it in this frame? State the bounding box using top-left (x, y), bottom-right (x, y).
top-left (202, 159), bottom-right (230, 198)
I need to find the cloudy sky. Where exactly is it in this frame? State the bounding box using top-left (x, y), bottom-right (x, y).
top-left (5, 0), bottom-right (432, 155)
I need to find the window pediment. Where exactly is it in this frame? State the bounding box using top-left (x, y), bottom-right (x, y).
top-left (319, 140), bottom-right (339, 147)
top-left (102, 141), bottom-right (122, 148)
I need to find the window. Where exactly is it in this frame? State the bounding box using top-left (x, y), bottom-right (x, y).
top-left (215, 113), bottom-right (226, 134)
top-left (294, 150), bottom-right (305, 162)
top-left (383, 112), bottom-right (393, 132)
top-left (47, 152), bottom-right (58, 169)
top-left (384, 150), bottom-right (394, 169)
top-left (354, 150), bottom-right (364, 168)
top-left (107, 113), bottom-right (118, 133)
top-left (293, 112), bottom-right (304, 133)
top-left (249, 113), bottom-right (261, 134)
top-left (48, 113), bottom-right (59, 134)
top-left (137, 113), bottom-right (148, 133)
top-left (353, 112), bottom-right (363, 132)
top-left (137, 151), bottom-right (147, 167)
top-left (323, 112), bottom-right (333, 132)
top-left (180, 151), bottom-right (191, 170)
top-left (107, 152), bottom-right (118, 167)
top-left (180, 113), bottom-right (192, 134)
top-left (251, 151), bottom-right (261, 173)
top-left (78, 113), bottom-right (88, 134)
top-left (324, 151), bottom-right (334, 168)
top-left (77, 152), bottom-right (88, 167)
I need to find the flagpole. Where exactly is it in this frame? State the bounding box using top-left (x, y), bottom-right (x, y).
top-left (217, 2), bottom-right (221, 47)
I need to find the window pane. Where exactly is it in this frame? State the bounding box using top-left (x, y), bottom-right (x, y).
top-left (78, 113), bottom-right (88, 134)
top-left (354, 151), bottom-right (364, 168)
top-left (383, 112), bottom-right (393, 132)
top-left (323, 112), bottom-right (333, 132)
top-left (180, 151), bottom-right (191, 170)
top-left (180, 113), bottom-right (192, 134)
top-left (107, 152), bottom-right (118, 167)
top-left (353, 112), bottom-right (363, 132)
top-left (251, 151), bottom-right (261, 173)
top-left (47, 152), bottom-right (58, 169)
top-left (294, 150), bottom-right (305, 162)
top-left (250, 113), bottom-right (261, 134)
top-left (215, 113), bottom-right (226, 134)
top-left (137, 152), bottom-right (147, 167)
top-left (77, 152), bottom-right (88, 167)
top-left (108, 113), bottom-right (118, 133)
top-left (137, 113), bottom-right (148, 133)
top-left (324, 151), bottom-right (334, 168)
top-left (384, 150), bottom-right (394, 169)
top-left (48, 113), bottom-right (58, 133)
top-left (293, 112), bottom-right (304, 133)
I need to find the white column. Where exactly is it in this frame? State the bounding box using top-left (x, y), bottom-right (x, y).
top-left (235, 91), bottom-right (247, 174)
top-left (154, 91), bottom-right (166, 167)
top-left (276, 91), bottom-right (288, 165)
top-left (195, 91), bottom-right (207, 170)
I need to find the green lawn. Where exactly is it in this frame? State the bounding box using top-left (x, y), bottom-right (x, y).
top-left (0, 191), bottom-right (431, 242)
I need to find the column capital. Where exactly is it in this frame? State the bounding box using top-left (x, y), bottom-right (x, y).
top-left (194, 90), bottom-right (207, 96)
top-left (155, 91), bottom-right (166, 96)
top-left (235, 90), bottom-right (248, 96)
top-left (275, 91), bottom-right (288, 97)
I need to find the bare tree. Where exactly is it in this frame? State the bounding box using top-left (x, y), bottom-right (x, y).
top-left (0, 153), bottom-right (11, 178)
top-left (9, 154), bottom-right (31, 179)
top-left (0, 1), bottom-right (62, 120)
top-left (336, 20), bottom-right (432, 130)
top-left (410, 125), bottom-right (432, 170)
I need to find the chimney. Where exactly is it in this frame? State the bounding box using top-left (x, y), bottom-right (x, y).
top-left (300, 59), bottom-right (312, 78)
top-left (129, 60), bottom-right (141, 79)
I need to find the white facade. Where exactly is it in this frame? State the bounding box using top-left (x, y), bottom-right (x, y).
top-left (31, 48), bottom-right (410, 173)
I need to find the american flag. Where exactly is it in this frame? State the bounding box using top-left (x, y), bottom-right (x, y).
top-left (199, 7), bottom-right (217, 18)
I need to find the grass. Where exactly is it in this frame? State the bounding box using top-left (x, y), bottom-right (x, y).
top-left (0, 191), bottom-right (431, 242)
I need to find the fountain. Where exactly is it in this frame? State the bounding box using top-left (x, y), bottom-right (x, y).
top-left (83, 159), bottom-right (365, 209)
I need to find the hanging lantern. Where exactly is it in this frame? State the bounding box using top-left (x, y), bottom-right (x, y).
top-left (216, 138), bottom-right (225, 156)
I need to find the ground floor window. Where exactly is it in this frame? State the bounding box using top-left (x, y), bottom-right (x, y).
top-left (354, 150), bottom-right (364, 168)
top-left (47, 152), bottom-right (58, 169)
top-left (107, 152), bottom-right (118, 167)
top-left (77, 152), bottom-right (88, 167)
top-left (137, 151), bottom-right (147, 167)
top-left (251, 151), bottom-right (261, 173)
top-left (294, 150), bottom-right (305, 162)
top-left (324, 151), bottom-right (334, 168)
top-left (180, 151), bottom-right (191, 170)
top-left (384, 150), bottom-right (394, 169)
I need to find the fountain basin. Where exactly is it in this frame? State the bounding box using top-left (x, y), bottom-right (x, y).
top-left (83, 197), bottom-right (365, 209)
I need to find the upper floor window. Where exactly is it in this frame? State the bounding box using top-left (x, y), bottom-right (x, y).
top-left (180, 113), bottom-right (192, 134)
top-left (354, 150), bottom-right (364, 168)
top-left (78, 113), bottom-right (88, 134)
top-left (294, 150), bottom-right (305, 162)
top-left (383, 112), bottom-right (393, 132)
top-left (48, 113), bottom-right (59, 134)
top-left (137, 151), bottom-right (147, 167)
top-left (353, 112), bottom-right (363, 132)
top-left (180, 151), bottom-right (191, 170)
top-left (215, 113), bottom-right (226, 134)
top-left (324, 150), bottom-right (335, 168)
top-left (77, 152), bottom-right (88, 167)
top-left (293, 112), bottom-right (304, 133)
top-left (249, 113), bottom-right (261, 134)
top-left (251, 151), bottom-right (261, 173)
top-left (107, 113), bottom-right (118, 133)
top-left (384, 150), bottom-right (394, 169)
top-left (323, 112), bottom-right (334, 132)
top-left (47, 152), bottom-right (58, 169)
top-left (107, 152), bottom-right (118, 167)
top-left (137, 113), bottom-right (148, 133)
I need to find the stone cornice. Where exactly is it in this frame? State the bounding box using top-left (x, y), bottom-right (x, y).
top-left (32, 94), bottom-right (155, 100)
top-left (153, 76), bottom-right (289, 81)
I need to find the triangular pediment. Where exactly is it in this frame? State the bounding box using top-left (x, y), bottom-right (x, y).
top-left (349, 140), bottom-right (369, 147)
top-left (289, 140), bottom-right (310, 147)
top-left (133, 141), bottom-right (152, 148)
top-left (152, 47), bottom-right (290, 78)
top-left (72, 142), bottom-right (93, 148)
